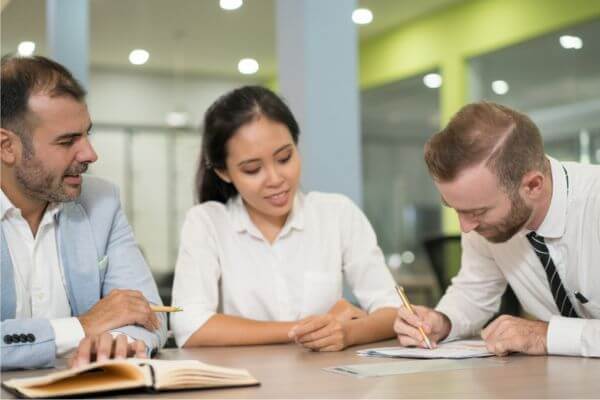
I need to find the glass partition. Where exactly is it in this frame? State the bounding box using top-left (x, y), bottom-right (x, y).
top-left (89, 128), bottom-right (201, 281)
top-left (469, 18), bottom-right (600, 165)
top-left (361, 71), bottom-right (442, 281)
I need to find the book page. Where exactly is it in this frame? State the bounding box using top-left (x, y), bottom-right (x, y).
top-left (357, 340), bottom-right (493, 359)
top-left (139, 359), bottom-right (258, 390)
top-left (3, 358), bottom-right (259, 397)
top-left (2, 361), bottom-right (150, 399)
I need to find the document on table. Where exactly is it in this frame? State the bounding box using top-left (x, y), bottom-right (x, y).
top-left (324, 357), bottom-right (504, 378)
top-left (356, 340), bottom-right (492, 359)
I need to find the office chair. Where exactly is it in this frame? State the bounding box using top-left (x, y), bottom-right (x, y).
top-left (423, 235), bottom-right (521, 317)
top-left (155, 271), bottom-right (177, 348)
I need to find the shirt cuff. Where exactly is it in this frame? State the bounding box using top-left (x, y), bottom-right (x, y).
top-left (434, 304), bottom-right (477, 342)
top-left (547, 315), bottom-right (585, 356)
top-left (49, 317), bottom-right (85, 357)
top-left (171, 309), bottom-right (215, 348)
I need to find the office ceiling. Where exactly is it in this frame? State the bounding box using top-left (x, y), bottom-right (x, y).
top-left (3, 1), bottom-right (598, 147)
top-left (0, 0), bottom-right (463, 79)
top-left (362, 18), bottom-right (600, 143)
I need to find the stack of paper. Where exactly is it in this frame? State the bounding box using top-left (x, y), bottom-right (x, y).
top-left (357, 340), bottom-right (492, 359)
top-left (325, 357), bottom-right (503, 378)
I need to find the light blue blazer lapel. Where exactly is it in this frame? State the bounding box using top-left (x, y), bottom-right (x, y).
top-left (57, 202), bottom-right (100, 316)
top-left (1, 227), bottom-right (16, 319)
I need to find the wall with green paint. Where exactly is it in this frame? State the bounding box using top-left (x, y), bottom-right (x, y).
top-left (359, 0), bottom-right (600, 233)
top-left (361, 0), bottom-right (600, 91)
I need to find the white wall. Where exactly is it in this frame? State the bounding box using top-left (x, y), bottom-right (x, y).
top-left (88, 67), bottom-right (253, 127)
top-left (87, 68), bottom-right (251, 275)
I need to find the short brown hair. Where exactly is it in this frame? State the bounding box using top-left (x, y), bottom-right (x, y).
top-left (424, 102), bottom-right (547, 191)
top-left (1, 56), bottom-right (86, 147)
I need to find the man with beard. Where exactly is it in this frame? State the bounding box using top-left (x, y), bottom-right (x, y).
top-left (394, 102), bottom-right (600, 357)
top-left (1, 56), bottom-right (166, 370)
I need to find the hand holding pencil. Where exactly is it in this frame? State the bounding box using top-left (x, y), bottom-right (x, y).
top-left (393, 286), bottom-right (452, 349)
top-left (150, 305), bottom-right (183, 313)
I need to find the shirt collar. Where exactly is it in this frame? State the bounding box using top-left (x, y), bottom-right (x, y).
top-left (0, 189), bottom-right (63, 222)
top-left (0, 189), bottom-right (14, 220)
top-left (534, 156), bottom-right (568, 239)
top-left (280, 192), bottom-right (305, 235)
top-left (229, 192), bottom-right (305, 240)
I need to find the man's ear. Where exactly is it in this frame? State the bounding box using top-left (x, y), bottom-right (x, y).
top-left (1, 128), bottom-right (20, 165)
top-left (214, 168), bottom-right (232, 184)
top-left (520, 170), bottom-right (545, 200)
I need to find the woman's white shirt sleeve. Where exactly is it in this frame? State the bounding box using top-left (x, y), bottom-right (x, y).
top-left (339, 197), bottom-right (401, 313)
top-left (170, 207), bottom-right (220, 347)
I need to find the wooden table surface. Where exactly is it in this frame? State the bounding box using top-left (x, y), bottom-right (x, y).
top-left (2, 340), bottom-right (599, 398)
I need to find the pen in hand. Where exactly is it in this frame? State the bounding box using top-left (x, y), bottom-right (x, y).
top-left (395, 285), bottom-right (433, 349)
top-left (150, 306), bottom-right (183, 313)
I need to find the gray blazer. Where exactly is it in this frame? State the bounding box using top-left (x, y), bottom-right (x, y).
top-left (1, 176), bottom-right (167, 370)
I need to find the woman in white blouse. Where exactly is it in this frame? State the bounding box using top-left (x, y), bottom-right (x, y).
top-left (171, 86), bottom-right (400, 351)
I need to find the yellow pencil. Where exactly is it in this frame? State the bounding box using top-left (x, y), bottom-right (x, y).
top-left (150, 306), bottom-right (183, 313)
top-left (395, 285), bottom-right (433, 349)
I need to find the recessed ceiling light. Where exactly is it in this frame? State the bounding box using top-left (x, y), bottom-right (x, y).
top-left (220, 0), bottom-right (243, 11)
top-left (352, 8), bottom-right (373, 25)
top-left (166, 111), bottom-right (189, 127)
top-left (401, 251), bottom-right (415, 264)
top-left (17, 41), bottom-right (35, 56)
top-left (423, 73), bottom-right (442, 89)
top-left (491, 80), bottom-right (509, 95)
top-left (129, 49), bottom-right (149, 65)
top-left (559, 35), bottom-right (583, 49)
top-left (238, 58), bottom-right (259, 75)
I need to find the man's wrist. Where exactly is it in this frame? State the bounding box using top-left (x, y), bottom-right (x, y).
top-left (538, 321), bottom-right (549, 354)
top-left (77, 315), bottom-right (96, 337)
top-left (438, 312), bottom-right (452, 341)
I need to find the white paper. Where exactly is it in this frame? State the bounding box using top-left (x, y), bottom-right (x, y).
top-left (324, 357), bottom-right (504, 378)
top-left (357, 339), bottom-right (492, 359)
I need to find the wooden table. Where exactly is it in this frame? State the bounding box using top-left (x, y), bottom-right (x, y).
top-left (2, 340), bottom-right (599, 398)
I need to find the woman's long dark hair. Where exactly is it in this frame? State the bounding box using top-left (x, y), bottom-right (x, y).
top-left (195, 86), bottom-right (300, 204)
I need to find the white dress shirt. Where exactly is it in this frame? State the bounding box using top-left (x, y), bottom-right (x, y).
top-left (1, 190), bottom-right (84, 356)
top-left (437, 157), bottom-right (600, 357)
top-left (171, 192), bottom-right (401, 346)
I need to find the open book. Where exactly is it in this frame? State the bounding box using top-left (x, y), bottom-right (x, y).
top-left (2, 358), bottom-right (259, 398)
top-left (357, 339), bottom-right (493, 359)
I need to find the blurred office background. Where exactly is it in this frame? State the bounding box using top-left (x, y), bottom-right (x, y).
top-left (2, 0), bottom-right (599, 306)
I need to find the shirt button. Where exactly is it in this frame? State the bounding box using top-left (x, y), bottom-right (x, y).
top-left (11, 334), bottom-right (21, 343)
top-left (3, 335), bottom-right (12, 344)
top-left (27, 334), bottom-right (35, 342)
top-left (19, 334), bottom-right (28, 343)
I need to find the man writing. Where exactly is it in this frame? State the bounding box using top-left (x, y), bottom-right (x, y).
top-left (1, 55), bottom-right (167, 370)
top-left (394, 102), bottom-right (599, 357)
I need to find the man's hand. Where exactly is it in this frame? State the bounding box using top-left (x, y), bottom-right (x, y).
top-left (288, 314), bottom-right (351, 352)
top-left (69, 333), bottom-right (147, 369)
top-left (481, 315), bottom-right (548, 356)
top-left (394, 305), bottom-right (451, 348)
top-left (77, 289), bottom-right (160, 337)
top-left (327, 299), bottom-right (367, 322)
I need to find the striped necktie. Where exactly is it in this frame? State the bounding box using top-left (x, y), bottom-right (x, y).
top-left (526, 231), bottom-right (579, 318)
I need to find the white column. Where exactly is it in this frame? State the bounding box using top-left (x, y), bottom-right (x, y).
top-left (46, 0), bottom-right (89, 88)
top-left (276, 0), bottom-right (362, 206)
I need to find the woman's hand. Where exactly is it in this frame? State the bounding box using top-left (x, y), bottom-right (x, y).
top-left (288, 314), bottom-right (351, 352)
top-left (327, 299), bottom-right (367, 322)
